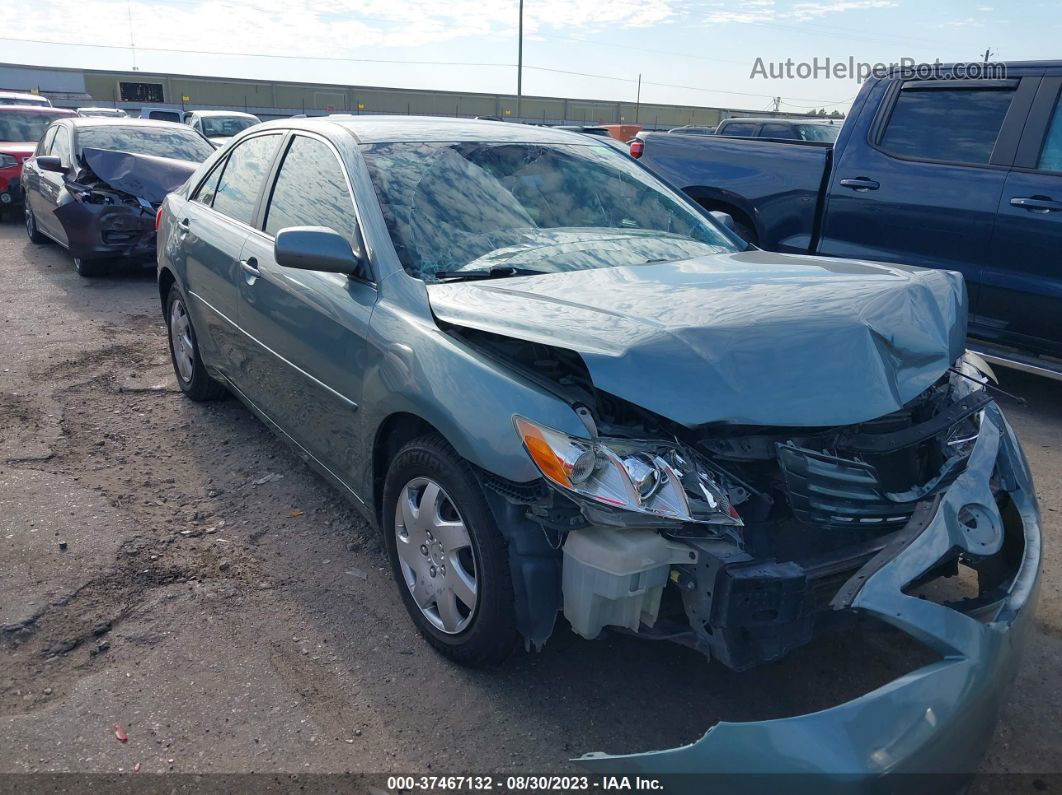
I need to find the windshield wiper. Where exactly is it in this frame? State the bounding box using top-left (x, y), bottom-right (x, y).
top-left (433, 266), bottom-right (550, 282)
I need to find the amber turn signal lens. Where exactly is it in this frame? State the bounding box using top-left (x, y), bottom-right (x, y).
top-left (514, 417), bottom-right (573, 488)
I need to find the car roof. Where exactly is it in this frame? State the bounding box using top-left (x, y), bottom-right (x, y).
top-left (0, 90), bottom-right (47, 99)
top-left (192, 110), bottom-right (259, 118)
top-left (63, 116), bottom-right (191, 130)
top-left (722, 117), bottom-right (836, 125)
top-left (0, 105), bottom-right (74, 115)
top-left (255, 115), bottom-right (595, 144)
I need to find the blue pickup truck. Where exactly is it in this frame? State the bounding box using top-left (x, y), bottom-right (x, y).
top-left (637, 61), bottom-right (1062, 377)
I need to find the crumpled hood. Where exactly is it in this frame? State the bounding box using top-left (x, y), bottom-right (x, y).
top-left (427, 251), bottom-right (968, 427)
top-left (79, 148), bottom-right (198, 204)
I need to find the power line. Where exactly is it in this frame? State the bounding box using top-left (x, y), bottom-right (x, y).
top-left (0, 36), bottom-right (854, 108)
top-left (0, 36), bottom-right (513, 68)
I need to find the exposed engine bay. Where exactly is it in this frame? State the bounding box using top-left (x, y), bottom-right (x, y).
top-left (451, 325), bottom-right (1009, 670)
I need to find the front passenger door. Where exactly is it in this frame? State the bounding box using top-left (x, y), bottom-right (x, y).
top-left (236, 133), bottom-right (378, 484)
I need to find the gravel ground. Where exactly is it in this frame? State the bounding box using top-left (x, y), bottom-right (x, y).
top-left (0, 215), bottom-right (1059, 786)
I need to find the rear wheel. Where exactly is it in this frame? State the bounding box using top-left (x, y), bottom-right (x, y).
top-left (24, 204), bottom-right (47, 244)
top-left (382, 434), bottom-right (518, 667)
top-left (165, 287), bottom-right (227, 401)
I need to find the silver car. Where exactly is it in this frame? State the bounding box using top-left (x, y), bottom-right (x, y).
top-left (156, 116), bottom-right (1040, 783)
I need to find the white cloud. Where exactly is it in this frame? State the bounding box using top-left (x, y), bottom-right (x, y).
top-left (790, 0), bottom-right (898, 20)
top-left (935, 16), bottom-right (986, 27)
top-left (9, 0), bottom-right (679, 54)
top-left (702, 0), bottom-right (898, 25)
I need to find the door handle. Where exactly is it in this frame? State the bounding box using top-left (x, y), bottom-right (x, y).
top-left (1010, 196), bottom-right (1062, 213)
top-left (240, 257), bottom-right (260, 276)
top-left (839, 177), bottom-right (880, 191)
top-left (175, 218), bottom-right (191, 235)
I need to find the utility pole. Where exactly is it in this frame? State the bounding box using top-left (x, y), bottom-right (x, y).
top-left (517, 0), bottom-right (524, 120)
top-left (635, 73), bottom-right (641, 124)
top-left (772, 96), bottom-right (781, 113)
top-left (981, 48), bottom-right (994, 64)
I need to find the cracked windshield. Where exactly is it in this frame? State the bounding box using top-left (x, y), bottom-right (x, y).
top-left (361, 141), bottom-right (736, 280)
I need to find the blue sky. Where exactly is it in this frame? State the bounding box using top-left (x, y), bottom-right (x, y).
top-left (4, 0), bottom-right (1060, 113)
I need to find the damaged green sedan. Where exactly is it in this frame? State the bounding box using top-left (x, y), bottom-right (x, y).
top-left (155, 117), bottom-right (1041, 789)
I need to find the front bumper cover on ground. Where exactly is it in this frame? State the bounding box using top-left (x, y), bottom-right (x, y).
top-left (576, 403), bottom-right (1041, 793)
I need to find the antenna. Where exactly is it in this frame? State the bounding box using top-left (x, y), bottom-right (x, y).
top-left (128, 1), bottom-right (138, 71)
top-left (981, 48), bottom-right (994, 64)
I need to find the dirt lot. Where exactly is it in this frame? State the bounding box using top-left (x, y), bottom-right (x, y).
top-left (0, 215), bottom-right (1060, 785)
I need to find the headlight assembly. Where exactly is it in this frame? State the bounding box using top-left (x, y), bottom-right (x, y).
top-left (513, 416), bottom-right (741, 527)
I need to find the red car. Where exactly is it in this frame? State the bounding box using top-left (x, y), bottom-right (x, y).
top-left (0, 106), bottom-right (76, 219)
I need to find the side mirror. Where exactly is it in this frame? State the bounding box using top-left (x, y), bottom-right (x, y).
top-left (709, 210), bottom-right (735, 231)
top-left (274, 226), bottom-right (367, 277)
top-left (36, 156), bottom-right (66, 174)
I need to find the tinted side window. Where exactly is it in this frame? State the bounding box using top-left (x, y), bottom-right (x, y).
top-left (761, 123), bottom-right (797, 140)
top-left (192, 160), bottom-right (226, 206)
top-left (265, 136), bottom-right (355, 238)
top-left (719, 123), bottom-right (758, 136)
top-left (210, 134), bottom-right (281, 225)
top-left (879, 86), bottom-right (1015, 165)
top-left (1037, 94), bottom-right (1062, 172)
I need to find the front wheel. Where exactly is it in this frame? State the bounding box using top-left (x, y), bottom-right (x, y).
top-left (165, 287), bottom-right (227, 401)
top-left (382, 434), bottom-right (518, 667)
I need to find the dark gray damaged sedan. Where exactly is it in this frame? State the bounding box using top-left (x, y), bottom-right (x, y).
top-left (156, 117), bottom-right (1041, 788)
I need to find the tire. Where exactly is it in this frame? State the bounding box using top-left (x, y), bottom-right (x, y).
top-left (24, 203), bottom-right (48, 244)
top-left (165, 286), bottom-right (227, 401)
top-left (73, 256), bottom-right (108, 278)
top-left (382, 434), bottom-right (518, 667)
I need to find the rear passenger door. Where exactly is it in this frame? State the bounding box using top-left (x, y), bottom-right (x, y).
top-left (820, 77), bottom-right (1039, 306)
top-left (980, 76), bottom-right (1062, 355)
top-left (236, 133), bottom-right (377, 485)
top-left (179, 132), bottom-right (282, 379)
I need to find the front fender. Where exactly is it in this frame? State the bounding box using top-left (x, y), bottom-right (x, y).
top-left (358, 298), bottom-right (587, 497)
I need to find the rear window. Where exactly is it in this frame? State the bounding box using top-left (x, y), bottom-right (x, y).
top-left (879, 85), bottom-right (1015, 165)
top-left (77, 126), bottom-right (215, 162)
top-left (760, 123), bottom-right (798, 140)
top-left (147, 110), bottom-right (182, 123)
top-left (0, 110), bottom-right (75, 143)
top-left (794, 123), bottom-right (840, 142)
top-left (718, 122), bottom-right (758, 137)
top-left (201, 116), bottom-right (258, 138)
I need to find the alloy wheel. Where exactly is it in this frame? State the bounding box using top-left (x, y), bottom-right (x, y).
top-left (394, 477), bottom-right (479, 634)
top-left (169, 297), bottom-right (195, 384)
